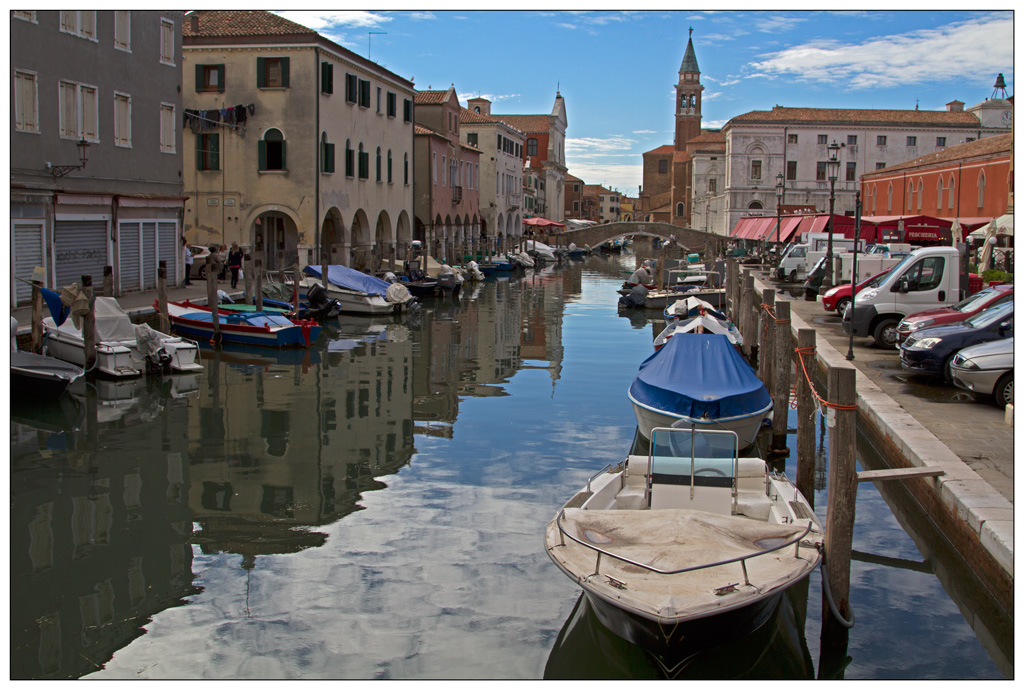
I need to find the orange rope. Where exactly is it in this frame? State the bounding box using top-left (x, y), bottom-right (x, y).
top-left (793, 346), bottom-right (858, 412)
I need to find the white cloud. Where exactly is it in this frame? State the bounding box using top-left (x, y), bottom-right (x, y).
top-left (274, 11), bottom-right (391, 30)
top-left (409, 12), bottom-right (437, 20)
top-left (756, 14), bottom-right (807, 33)
top-left (632, 129), bottom-right (657, 135)
top-left (565, 162), bottom-right (643, 195)
top-left (565, 136), bottom-right (637, 157)
top-left (749, 14), bottom-right (1012, 90)
top-left (457, 92), bottom-right (520, 105)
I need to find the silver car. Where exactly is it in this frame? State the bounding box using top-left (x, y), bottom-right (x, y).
top-left (949, 337), bottom-right (1013, 408)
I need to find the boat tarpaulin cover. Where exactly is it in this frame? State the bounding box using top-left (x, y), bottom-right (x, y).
top-left (629, 333), bottom-right (772, 420)
top-left (303, 264), bottom-right (390, 296)
top-left (93, 297), bottom-right (141, 342)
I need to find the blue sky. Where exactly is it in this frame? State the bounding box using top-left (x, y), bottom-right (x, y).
top-left (275, 10), bottom-right (1014, 197)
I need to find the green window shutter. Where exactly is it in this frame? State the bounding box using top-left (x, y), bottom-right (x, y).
top-left (280, 141), bottom-right (286, 170)
top-left (256, 57), bottom-right (266, 88)
top-left (326, 143), bottom-right (335, 173)
top-left (258, 139), bottom-right (266, 171)
top-left (195, 64), bottom-right (203, 92)
top-left (211, 135), bottom-right (220, 170)
top-left (281, 58), bottom-right (289, 88)
top-left (321, 62), bottom-right (333, 94)
top-left (196, 133), bottom-right (204, 170)
top-left (217, 65), bottom-right (225, 92)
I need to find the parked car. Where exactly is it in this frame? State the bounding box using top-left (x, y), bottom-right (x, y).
top-left (898, 299), bottom-right (1013, 384)
top-left (822, 269), bottom-right (892, 315)
top-left (189, 244), bottom-right (223, 280)
top-left (897, 283), bottom-right (1014, 344)
top-left (950, 337), bottom-right (1014, 408)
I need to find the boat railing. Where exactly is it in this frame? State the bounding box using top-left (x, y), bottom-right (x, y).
top-left (646, 427), bottom-right (741, 512)
top-left (553, 509), bottom-right (814, 588)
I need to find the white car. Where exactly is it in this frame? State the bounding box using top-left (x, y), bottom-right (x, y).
top-left (949, 337), bottom-right (1013, 408)
top-left (189, 245), bottom-right (224, 280)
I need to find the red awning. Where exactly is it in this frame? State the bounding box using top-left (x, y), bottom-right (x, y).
top-left (730, 217), bottom-right (757, 238)
top-left (523, 217), bottom-right (565, 228)
top-left (779, 216), bottom-right (803, 243)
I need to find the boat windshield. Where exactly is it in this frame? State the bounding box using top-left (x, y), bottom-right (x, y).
top-left (650, 427), bottom-right (739, 462)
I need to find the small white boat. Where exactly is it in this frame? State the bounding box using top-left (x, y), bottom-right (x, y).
top-left (545, 426), bottom-right (822, 666)
top-left (11, 351), bottom-right (84, 400)
top-left (653, 314), bottom-right (743, 350)
top-left (42, 297), bottom-right (203, 378)
top-left (297, 265), bottom-right (412, 315)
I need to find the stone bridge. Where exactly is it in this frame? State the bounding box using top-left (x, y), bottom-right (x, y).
top-left (551, 221), bottom-right (727, 257)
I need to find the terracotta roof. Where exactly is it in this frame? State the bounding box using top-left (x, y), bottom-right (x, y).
top-left (565, 173), bottom-right (584, 183)
top-left (861, 132), bottom-right (1013, 178)
top-left (414, 90), bottom-right (451, 105)
top-left (689, 129), bottom-right (725, 144)
top-left (489, 113), bottom-right (550, 134)
top-left (184, 10), bottom-right (316, 38)
top-left (673, 151), bottom-right (690, 163)
top-left (459, 107), bottom-right (496, 124)
top-left (644, 144), bottom-right (675, 156)
top-left (414, 124), bottom-right (441, 137)
top-left (728, 105), bottom-right (980, 127)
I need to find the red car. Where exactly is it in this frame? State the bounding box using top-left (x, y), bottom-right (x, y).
top-left (821, 269), bottom-right (891, 315)
top-left (896, 283), bottom-right (1014, 344)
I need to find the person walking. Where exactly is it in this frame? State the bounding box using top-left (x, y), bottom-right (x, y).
top-left (217, 244), bottom-right (229, 281)
top-left (183, 239), bottom-right (193, 286)
top-left (228, 242), bottom-right (244, 289)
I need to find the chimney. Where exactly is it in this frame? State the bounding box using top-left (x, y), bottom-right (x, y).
top-left (190, 13), bottom-right (199, 33)
top-left (946, 100), bottom-right (965, 113)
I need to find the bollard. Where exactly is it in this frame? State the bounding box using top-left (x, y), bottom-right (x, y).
top-left (103, 265), bottom-right (114, 297)
top-left (795, 328), bottom-right (817, 507)
top-left (770, 301), bottom-right (792, 454)
top-left (823, 366), bottom-right (857, 628)
top-left (82, 275), bottom-right (96, 371)
top-left (206, 256), bottom-right (220, 341)
top-left (255, 258), bottom-right (264, 311)
top-left (243, 255), bottom-right (254, 303)
top-left (158, 261), bottom-right (169, 332)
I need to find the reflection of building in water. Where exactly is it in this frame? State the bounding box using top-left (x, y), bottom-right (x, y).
top-left (186, 334), bottom-right (416, 565)
top-left (519, 271), bottom-right (565, 386)
top-left (10, 389), bottom-right (196, 680)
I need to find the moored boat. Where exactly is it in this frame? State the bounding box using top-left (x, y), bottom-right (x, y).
top-left (166, 300), bottom-right (321, 348)
top-left (545, 426), bottom-right (822, 663)
top-left (653, 313), bottom-right (743, 350)
top-left (11, 350), bottom-right (85, 400)
top-left (628, 333), bottom-right (772, 448)
top-left (299, 265), bottom-right (413, 315)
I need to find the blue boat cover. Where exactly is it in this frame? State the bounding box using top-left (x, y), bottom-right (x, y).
top-left (303, 265), bottom-right (390, 297)
top-left (629, 333), bottom-right (772, 420)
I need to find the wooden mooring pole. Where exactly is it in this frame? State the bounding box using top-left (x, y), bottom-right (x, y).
top-left (30, 274), bottom-right (43, 351)
top-left (206, 256), bottom-right (220, 342)
top-left (823, 366), bottom-right (857, 630)
top-left (770, 301), bottom-right (791, 455)
top-left (739, 270), bottom-right (755, 360)
top-left (82, 274), bottom-right (97, 371)
top-left (103, 265), bottom-right (114, 297)
top-left (157, 261), bottom-right (169, 332)
top-left (760, 288), bottom-right (775, 386)
top-left (254, 259), bottom-right (264, 311)
top-left (795, 328), bottom-right (817, 507)
top-left (243, 255), bottom-right (254, 303)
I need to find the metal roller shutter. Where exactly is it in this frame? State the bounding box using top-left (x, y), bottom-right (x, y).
top-left (157, 222), bottom-right (178, 282)
top-left (142, 222), bottom-right (157, 290)
top-left (54, 220), bottom-right (108, 289)
top-left (13, 222), bottom-right (45, 306)
top-left (119, 222), bottom-right (142, 293)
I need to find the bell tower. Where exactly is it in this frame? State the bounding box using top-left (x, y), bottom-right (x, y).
top-left (674, 28), bottom-right (704, 151)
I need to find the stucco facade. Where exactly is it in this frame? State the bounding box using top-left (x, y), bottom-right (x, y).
top-left (461, 99), bottom-right (525, 246)
top-left (182, 10), bottom-right (415, 272)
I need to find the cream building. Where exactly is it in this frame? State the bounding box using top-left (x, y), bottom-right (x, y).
top-left (182, 10), bottom-right (416, 272)
top-left (461, 99), bottom-right (525, 248)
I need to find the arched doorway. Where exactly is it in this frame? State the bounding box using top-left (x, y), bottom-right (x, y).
top-left (374, 210), bottom-right (392, 271)
top-left (350, 209), bottom-right (371, 271)
top-left (320, 207), bottom-right (345, 267)
top-left (396, 211), bottom-right (413, 260)
top-left (251, 208), bottom-right (300, 272)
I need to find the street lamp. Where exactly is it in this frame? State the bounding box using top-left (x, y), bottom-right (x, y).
top-left (847, 191), bottom-right (862, 360)
top-left (822, 140), bottom-right (842, 288)
top-left (775, 171), bottom-right (784, 256)
top-left (47, 138), bottom-right (90, 178)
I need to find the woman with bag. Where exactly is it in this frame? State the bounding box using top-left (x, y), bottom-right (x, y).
top-left (228, 242), bottom-right (244, 289)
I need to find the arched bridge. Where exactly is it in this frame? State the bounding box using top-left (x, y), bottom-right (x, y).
top-left (556, 222), bottom-right (727, 256)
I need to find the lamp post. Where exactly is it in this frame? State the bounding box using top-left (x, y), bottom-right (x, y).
top-left (774, 171), bottom-right (784, 267)
top-left (48, 138), bottom-right (90, 178)
top-left (847, 191), bottom-right (861, 360)
top-left (822, 141), bottom-right (842, 289)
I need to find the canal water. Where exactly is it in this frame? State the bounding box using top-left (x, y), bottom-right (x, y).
top-left (9, 252), bottom-right (1008, 679)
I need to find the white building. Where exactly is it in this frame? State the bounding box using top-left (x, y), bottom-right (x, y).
top-left (461, 100), bottom-right (525, 246)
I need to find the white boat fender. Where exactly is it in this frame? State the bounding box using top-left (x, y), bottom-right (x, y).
top-left (385, 282), bottom-right (412, 304)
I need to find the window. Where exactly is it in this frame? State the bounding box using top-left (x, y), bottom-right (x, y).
top-left (376, 147), bottom-right (382, 182)
top-left (359, 79), bottom-right (370, 108)
top-left (257, 57), bottom-right (289, 88)
top-left (345, 140), bottom-right (354, 177)
top-left (676, 202), bottom-right (685, 217)
top-left (936, 137), bottom-right (946, 147)
top-left (14, 70), bottom-right (38, 133)
top-left (877, 135), bottom-right (887, 146)
top-left (948, 176), bottom-right (955, 209)
top-left (788, 134), bottom-right (798, 144)
top-left (160, 103), bottom-right (175, 153)
top-left (259, 129), bottom-right (286, 171)
top-left (847, 135), bottom-right (857, 146)
top-left (750, 160), bottom-right (762, 180)
top-left (404, 153), bottom-right (409, 185)
top-left (12, 11), bottom-right (35, 22)
top-left (906, 136), bottom-right (917, 146)
top-left (59, 80), bottom-right (98, 141)
top-left (432, 153), bottom-right (437, 183)
top-left (816, 161), bottom-right (826, 181)
top-left (387, 92), bottom-right (396, 117)
top-left (527, 138), bottom-right (538, 157)
top-left (787, 160), bottom-right (797, 180)
top-left (387, 150), bottom-right (393, 183)
top-left (917, 179), bottom-right (924, 211)
top-left (345, 74), bottom-right (358, 104)
top-left (977, 170), bottom-right (986, 207)
top-left (467, 132), bottom-right (478, 147)
top-left (817, 134), bottom-right (828, 145)
top-left (887, 182), bottom-right (893, 212)
top-left (574, 201), bottom-right (580, 212)
top-left (966, 137), bottom-right (975, 143)
top-left (320, 134), bottom-right (335, 173)
top-left (358, 143), bottom-right (368, 179)
top-left (197, 133), bottom-right (219, 170)
top-left (875, 162), bottom-right (886, 170)
top-left (404, 98), bottom-right (412, 122)
top-left (114, 92), bottom-right (131, 148)
top-left (709, 178), bottom-right (717, 193)
top-left (60, 11), bottom-right (96, 40)
top-left (321, 62), bottom-right (333, 94)
top-left (936, 176), bottom-right (944, 211)
top-left (900, 257), bottom-right (945, 292)
top-left (658, 159), bottom-right (668, 174)
top-left (196, 64), bottom-right (225, 93)
top-left (114, 11), bottom-right (130, 51)
top-left (160, 18), bottom-right (174, 64)
top-left (845, 162), bottom-right (856, 182)
top-left (441, 156), bottom-right (447, 186)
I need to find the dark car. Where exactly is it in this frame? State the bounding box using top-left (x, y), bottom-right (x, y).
top-left (898, 299), bottom-right (1013, 384)
top-left (896, 283), bottom-right (1014, 344)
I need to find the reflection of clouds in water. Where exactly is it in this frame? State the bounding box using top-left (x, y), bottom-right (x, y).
top-left (92, 464), bottom-right (581, 679)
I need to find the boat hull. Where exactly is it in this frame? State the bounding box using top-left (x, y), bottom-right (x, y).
top-left (628, 393), bottom-right (770, 449)
top-left (43, 317), bottom-right (202, 377)
top-left (294, 279), bottom-right (397, 315)
top-left (166, 303), bottom-right (321, 348)
top-left (11, 352), bottom-right (84, 400)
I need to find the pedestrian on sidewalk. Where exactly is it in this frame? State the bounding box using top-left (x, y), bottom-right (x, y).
top-left (217, 244), bottom-right (229, 281)
top-left (183, 239), bottom-right (193, 286)
top-left (228, 242), bottom-right (243, 289)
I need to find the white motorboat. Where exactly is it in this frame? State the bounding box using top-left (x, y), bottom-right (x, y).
top-left (297, 265), bottom-right (413, 315)
top-left (653, 314), bottom-right (743, 350)
top-left (42, 296), bottom-right (203, 378)
top-left (545, 426), bottom-right (822, 668)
